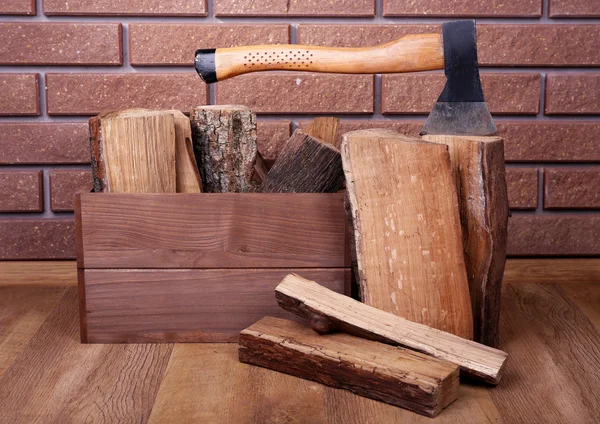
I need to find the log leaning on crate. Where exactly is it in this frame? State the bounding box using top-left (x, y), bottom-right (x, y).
top-left (275, 273), bottom-right (508, 385)
top-left (422, 135), bottom-right (509, 348)
top-left (190, 105), bottom-right (266, 192)
top-left (261, 129), bottom-right (344, 193)
top-left (238, 316), bottom-right (459, 418)
top-left (342, 129), bottom-right (474, 339)
top-left (89, 109), bottom-right (177, 193)
top-left (170, 110), bottom-right (202, 193)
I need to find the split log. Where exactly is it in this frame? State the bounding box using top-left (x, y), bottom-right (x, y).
top-left (422, 135), bottom-right (509, 348)
top-left (239, 316), bottom-right (459, 417)
top-left (342, 129), bottom-right (473, 339)
top-left (261, 129), bottom-right (344, 193)
top-left (169, 110), bottom-right (202, 193)
top-left (190, 105), bottom-right (261, 192)
top-left (304, 117), bottom-right (340, 146)
top-left (275, 273), bottom-right (508, 385)
top-left (89, 109), bottom-right (176, 193)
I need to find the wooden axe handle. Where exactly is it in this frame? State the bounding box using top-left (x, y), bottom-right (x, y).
top-left (196, 34), bottom-right (443, 83)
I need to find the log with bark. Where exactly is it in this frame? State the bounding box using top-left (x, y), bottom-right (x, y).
top-left (342, 129), bottom-right (473, 339)
top-left (422, 135), bottom-right (509, 348)
top-left (275, 273), bottom-right (508, 385)
top-left (239, 316), bottom-right (459, 417)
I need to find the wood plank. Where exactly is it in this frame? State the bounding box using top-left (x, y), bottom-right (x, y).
top-left (78, 193), bottom-right (347, 269)
top-left (90, 109), bottom-right (177, 193)
top-left (239, 317), bottom-right (459, 418)
top-left (489, 283), bottom-right (600, 423)
top-left (561, 283), bottom-right (600, 330)
top-left (504, 258), bottom-right (600, 284)
top-left (83, 268), bottom-right (348, 343)
top-left (0, 288), bottom-right (173, 423)
top-left (423, 134), bottom-right (508, 348)
top-left (149, 344), bottom-right (327, 424)
top-left (342, 129), bottom-right (473, 339)
top-left (0, 261), bottom-right (76, 286)
top-left (276, 274), bottom-right (507, 384)
top-left (0, 286), bottom-right (66, 378)
top-left (170, 110), bottom-right (202, 193)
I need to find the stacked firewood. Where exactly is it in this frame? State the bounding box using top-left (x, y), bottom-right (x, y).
top-left (89, 106), bottom-right (508, 418)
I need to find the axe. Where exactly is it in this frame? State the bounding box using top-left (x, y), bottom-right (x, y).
top-left (194, 20), bottom-right (496, 137)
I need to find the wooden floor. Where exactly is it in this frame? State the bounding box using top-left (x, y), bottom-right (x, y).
top-left (0, 260), bottom-right (599, 423)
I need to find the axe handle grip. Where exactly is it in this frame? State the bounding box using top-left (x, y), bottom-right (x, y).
top-left (196, 34), bottom-right (443, 83)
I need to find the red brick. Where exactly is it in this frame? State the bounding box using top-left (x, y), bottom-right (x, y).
top-left (0, 219), bottom-right (75, 260)
top-left (550, 0), bottom-right (600, 17)
top-left (507, 215), bottom-right (600, 256)
top-left (49, 169), bottom-right (93, 212)
top-left (0, 123), bottom-right (89, 165)
top-left (216, 74), bottom-right (374, 114)
top-left (546, 75), bottom-right (600, 115)
top-left (383, 0), bottom-right (540, 16)
top-left (129, 24), bottom-right (289, 66)
top-left (43, 0), bottom-right (206, 16)
top-left (506, 168), bottom-right (538, 210)
top-left (0, 171), bottom-right (43, 212)
top-left (0, 23), bottom-right (122, 66)
top-left (299, 24), bottom-right (600, 67)
top-left (257, 120), bottom-right (291, 165)
top-left (544, 168), bottom-right (600, 209)
top-left (46, 73), bottom-right (208, 115)
top-left (498, 122), bottom-right (600, 162)
top-left (0, 74), bottom-right (39, 116)
top-left (382, 74), bottom-right (540, 115)
top-left (215, 0), bottom-right (374, 16)
top-left (0, 0), bottom-right (35, 14)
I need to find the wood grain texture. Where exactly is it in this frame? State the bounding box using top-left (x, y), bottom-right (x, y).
top-left (77, 192), bottom-right (346, 269)
top-left (83, 268), bottom-right (347, 343)
top-left (276, 274), bottom-right (507, 384)
top-left (0, 286), bottom-right (66, 378)
top-left (191, 105), bottom-right (259, 193)
top-left (90, 109), bottom-right (176, 193)
top-left (490, 283), bottom-right (600, 424)
top-left (261, 129), bottom-right (344, 193)
top-left (170, 110), bottom-right (202, 193)
top-left (304, 117), bottom-right (340, 146)
top-left (342, 129), bottom-right (473, 339)
top-left (423, 135), bottom-right (509, 348)
top-left (211, 34), bottom-right (444, 81)
top-left (561, 283), bottom-right (600, 330)
top-left (0, 288), bottom-right (173, 424)
top-left (0, 261), bottom-right (76, 286)
top-left (239, 317), bottom-right (459, 417)
top-left (504, 258), bottom-right (600, 284)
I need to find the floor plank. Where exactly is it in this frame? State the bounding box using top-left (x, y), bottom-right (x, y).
top-left (489, 283), bottom-right (600, 424)
top-left (0, 286), bottom-right (67, 378)
top-left (503, 258), bottom-right (600, 284)
top-left (0, 261), bottom-right (77, 286)
top-left (561, 283), bottom-right (600, 330)
top-left (0, 288), bottom-right (173, 424)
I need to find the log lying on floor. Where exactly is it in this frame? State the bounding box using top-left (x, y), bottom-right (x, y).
top-left (261, 129), bottom-right (344, 193)
top-left (190, 105), bottom-right (262, 192)
top-left (90, 109), bottom-right (176, 193)
top-left (239, 316), bottom-right (459, 417)
top-left (423, 135), bottom-right (509, 348)
top-left (304, 117), bottom-right (340, 147)
top-left (169, 110), bottom-right (202, 193)
top-left (275, 273), bottom-right (508, 385)
top-left (342, 129), bottom-right (473, 339)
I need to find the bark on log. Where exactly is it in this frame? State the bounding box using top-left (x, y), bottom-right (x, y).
top-left (239, 316), bottom-right (459, 417)
top-left (423, 135), bottom-right (509, 348)
top-left (342, 129), bottom-right (473, 339)
top-left (190, 105), bottom-right (260, 193)
top-left (275, 273), bottom-right (508, 385)
top-left (260, 129), bottom-right (344, 193)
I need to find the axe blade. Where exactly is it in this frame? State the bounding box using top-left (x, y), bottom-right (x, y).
top-left (421, 20), bottom-right (497, 136)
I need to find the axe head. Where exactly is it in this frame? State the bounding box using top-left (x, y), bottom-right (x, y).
top-left (420, 20), bottom-right (497, 136)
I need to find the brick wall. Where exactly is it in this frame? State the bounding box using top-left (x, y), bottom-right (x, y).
top-left (1, 0), bottom-right (599, 259)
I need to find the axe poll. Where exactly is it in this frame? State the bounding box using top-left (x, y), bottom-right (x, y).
top-left (195, 20), bottom-right (496, 136)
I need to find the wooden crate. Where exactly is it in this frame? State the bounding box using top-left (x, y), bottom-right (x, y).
top-left (75, 193), bottom-right (350, 343)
